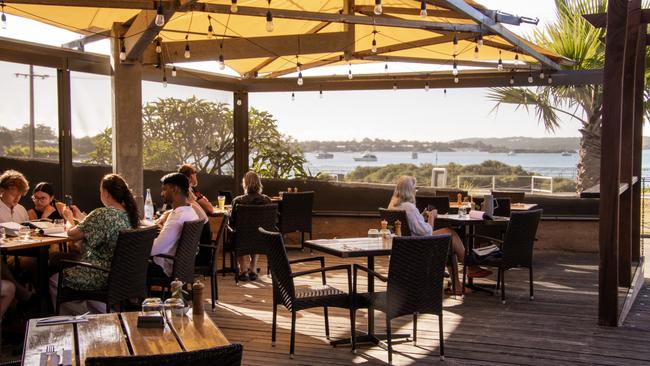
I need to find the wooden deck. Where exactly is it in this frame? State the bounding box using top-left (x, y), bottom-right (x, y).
top-left (205, 248), bottom-right (650, 365)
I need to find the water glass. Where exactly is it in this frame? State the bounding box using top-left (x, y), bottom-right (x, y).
top-left (141, 297), bottom-right (163, 315)
top-left (367, 228), bottom-right (379, 238)
top-left (217, 195), bottom-right (226, 210)
top-left (18, 225), bottom-right (31, 241)
top-left (53, 219), bottom-right (64, 228)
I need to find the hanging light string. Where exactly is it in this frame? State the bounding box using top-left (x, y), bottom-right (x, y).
top-left (207, 15), bottom-right (214, 39)
top-left (1, 1), bottom-right (7, 29)
top-left (230, 0), bottom-right (238, 13)
top-left (419, 0), bottom-right (427, 18)
top-left (218, 13), bottom-right (231, 71)
top-left (155, 1), bottom-right (165, 27)
top-left (266, 0), bottom-right (274, 32)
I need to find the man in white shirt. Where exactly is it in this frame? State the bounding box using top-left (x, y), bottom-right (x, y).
top-left (149, 173), bottom-right (199, 277)
top-left (0, 170), bottom-right (30, 223)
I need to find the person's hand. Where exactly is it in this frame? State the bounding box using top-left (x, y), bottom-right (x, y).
top-left (70, 205), bottom-right (84, 220)
top-left (422, 209), bottom-right (430, 221)
top-left (427, 209), bottom-right (437, 226)
top-left (62, 205), bottom-right (75, 223)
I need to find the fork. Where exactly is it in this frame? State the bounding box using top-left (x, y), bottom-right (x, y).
top-left (45, 345), bottom-right (55, 366)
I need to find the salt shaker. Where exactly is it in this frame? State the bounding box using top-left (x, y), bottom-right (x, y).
top-left (192, 280), bottom-right (205, 315)
top-left (394, 220), bottom-right (402, 236)
top-left (379, 220), bottom-right (391, 237)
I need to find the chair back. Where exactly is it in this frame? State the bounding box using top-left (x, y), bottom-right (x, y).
top-left (218, 190), bottom-right (233, 205)
top-left (232, 204), bottom-right (278, 256)
top-left (279, 191), bottom-right (314, 233)
top-left (501, 209), bottom-right (542, 268)
top-left (416, 196), bottom-right (450, 214)
top-left (85, 343), bottom-right (243, 366)
top-left (195, 215), bottom-right (227, 272)
top-left (386, 235), bottom-right (451, 319)
top-left (378, 208), bottom-right (412, 236)
top-left (492, 190), bottom-right (526, 203)
top-left (493, 198), bottom-right (511, 217)
top-left (171, 219), bottom-right (204, 283)
top-left (195, 222), bottom-right (213, 267)
top-left (106, 226), bottom-right (157, 308)
top-left (259, 228), bottom-right (295, 310)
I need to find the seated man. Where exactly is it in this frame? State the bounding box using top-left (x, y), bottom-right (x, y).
top-left (149, 173), bottom-right (199, 278)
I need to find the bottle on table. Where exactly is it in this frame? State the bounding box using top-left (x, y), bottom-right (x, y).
top-left (192, 280), bottom-right (205, 315)
top-left (379, 220), bottom-right (391, 237)
top-left (144, 188), bottom-right (154, 221)
top-left (394, 220), bottom-right (402, 236)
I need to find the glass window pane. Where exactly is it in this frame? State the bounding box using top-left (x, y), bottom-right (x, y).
top-left (71, 71), bottom-right (112, 165)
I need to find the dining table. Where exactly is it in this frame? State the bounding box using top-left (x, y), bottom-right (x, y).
top-left (303, 236), bottom-right (410, 347)
top-left (1, 233), bottom-right (71, 314)
top-left (22, 310), bottom-right (229, 366)
top-left (448, 202), bottom-right (538, 211)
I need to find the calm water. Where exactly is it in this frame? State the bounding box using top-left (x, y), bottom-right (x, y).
top-left (304, 150), bottom-right (650, 179)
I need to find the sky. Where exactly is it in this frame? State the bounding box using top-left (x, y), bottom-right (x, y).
top-left (0, 1), bottom-right (593, 142)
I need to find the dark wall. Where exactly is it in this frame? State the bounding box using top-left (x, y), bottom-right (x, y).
top-left (0, 156), bottom-right (598, 218)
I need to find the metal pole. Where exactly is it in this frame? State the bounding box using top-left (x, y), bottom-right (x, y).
top-left (29, 65), bottom-right (35, 158)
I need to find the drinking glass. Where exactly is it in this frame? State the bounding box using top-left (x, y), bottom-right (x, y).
top-left (367, 229), bottom-right (379, 238)
top-left (217, 195), bottom-right (226, 210)
top-left (141, 297), bottom-right (163, 315)
top-left (0, 227), bottom-right (5, 242)
top-left (18, 226), bottom-right (31, 241)
top-left (53, 219), bottom-right (64, 228)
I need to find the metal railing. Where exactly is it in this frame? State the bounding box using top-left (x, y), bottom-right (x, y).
top-left (456, 175), bottom-right (554, 194)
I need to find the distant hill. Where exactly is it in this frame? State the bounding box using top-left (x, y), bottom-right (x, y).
top-left (452, 137), bottom-right (580, 151)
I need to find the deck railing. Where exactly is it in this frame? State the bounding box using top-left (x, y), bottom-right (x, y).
top-left (456, 175), bottom-right (553, 194)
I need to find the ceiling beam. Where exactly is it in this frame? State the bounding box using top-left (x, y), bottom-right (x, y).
top-left (262, 57), bottom-right (343, 79)
top-left (355, 54), bottom-right (540, 69)
top-left (123, 0), bottom-right (197, 62)
top-left (242, 69), bottom-right (603, 92)
top-left (355, 32), bottom-right (476, 58)
top-left (438, 0), bottom-right (561, 70)
top-left (144, 31), bottom-right (349, 64)
top-left (353, 5), bottom-right (470, 19)
top-left (4, 0), bottom-right (161, 9)
top-left (584, 9), bottom-right (650, 28)
top-left (61, 30), bottom-right (111, 50)
top-left (142, 65), bottom-right (240, 91)
top-left (200, 3), bottom-right (482, 33)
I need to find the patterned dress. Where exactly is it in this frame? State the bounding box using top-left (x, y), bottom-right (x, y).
top-left (63, 207), bottom-right (132, 291)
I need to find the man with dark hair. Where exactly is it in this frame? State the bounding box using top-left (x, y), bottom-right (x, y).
top-left (150, 173), bottom-right (199, 277)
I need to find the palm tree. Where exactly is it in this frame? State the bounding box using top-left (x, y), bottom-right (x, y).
top-left (488, 0), bottom-right (649, 192)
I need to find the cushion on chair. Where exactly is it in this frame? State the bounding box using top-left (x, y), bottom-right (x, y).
top-left (293, 284), bottom-right (350, 310)
top-left (295, 284), bottom-right (344, 298)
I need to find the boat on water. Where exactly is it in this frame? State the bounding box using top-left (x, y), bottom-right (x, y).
top-left (411, 152), bottom-right (418, 159)
top-left (316, 151), bottom-right (334, 159)
top-left (353, 152), bottom-right (378, 162)
top-left (507, 151), bottom-right (516, 156)
top-left (561, 151), bottom-right (573, 156)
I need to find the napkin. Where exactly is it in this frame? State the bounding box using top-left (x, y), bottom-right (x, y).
top-left (469, 210), bottom-right (485, 220)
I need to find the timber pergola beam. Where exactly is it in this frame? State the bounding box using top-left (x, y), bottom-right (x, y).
top-left (438, 0), bottom-right (562, 70)
top-left (353, 5), bottom-right (470, 20)
top-left (583, 9), bottom-right (650, 28)
top-left (61, 30), bottom-right (110, 50)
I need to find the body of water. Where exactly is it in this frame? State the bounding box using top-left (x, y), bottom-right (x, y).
top-left (304, 150), bottom-right (650, 179)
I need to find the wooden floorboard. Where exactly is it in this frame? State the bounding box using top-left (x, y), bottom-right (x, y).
top-left (200, 248), bottom-right (650, 366)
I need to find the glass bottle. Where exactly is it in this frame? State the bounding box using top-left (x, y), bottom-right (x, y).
top-left (144, 188), bottom-right (154, 221)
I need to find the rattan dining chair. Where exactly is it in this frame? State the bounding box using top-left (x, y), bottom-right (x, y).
top-left (147, 219), bottom-right (204, 296)
top-left (56, 226), bottom-right (157, 314)
top-left (278, 191), bottom-right (314, 249)
top-left (194, 215), bottom-right (227, 310)
top-left (84, 343), bottom-right (243, 366)
top-left (378, 208), bottom-right (412, 236)
top-left (259, 228), bottom-right (354, 359)
top-left (467, 209), bottom-right (542, 304)
top-left (415, 196), bottom-right (451, 215)
top-left (352, 235), bottom-right (451, 363)
top-left (491, 190), bottom-right (526, 203)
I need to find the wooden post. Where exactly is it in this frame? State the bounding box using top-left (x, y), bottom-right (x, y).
top-left (617, 0), bottom-right (641, 287)
top-left (233, 91), bottom-right (249, 196)
top-left (111, 24), bottom-right (144, 213)
top-left (599, 0), bottom-right (628, 326)
top-left (631, 24), bottom-right (647, 263)
top-left (57, 66), bottom-right (73, 199)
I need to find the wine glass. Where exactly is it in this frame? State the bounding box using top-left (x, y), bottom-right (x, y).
top-left (18, 226), bottom-right (31, 241)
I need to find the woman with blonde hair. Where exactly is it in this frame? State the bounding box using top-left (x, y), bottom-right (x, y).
top-left (388, 176), bottom-right (488, 294)
top-left (229, 171), bottom-right (271, 281)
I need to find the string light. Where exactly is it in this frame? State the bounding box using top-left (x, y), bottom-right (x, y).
top-left (539, 70), bottom-right (545, 79)
top-left (477, 34), bottom-right (483, 47)
top-left (547, 74), bottom-right (553, 84)
top-left (297, 72), bottom-right (304, 86)
top-left (319, 88), bottom-right (323, 99)
top-left (454, 76), bottom-right (459, 84)
top-left (171, 65), bottom-right (177, 77)
top-left (425, 82), bottom-right (430, 91)
top-left (155, 37), bottom-right (162, 54)
top-left (384, 63), bottom-right (389, 75)
top-left (420, 0), bottom-right (427, 18)
top-left (514, 52), bottom-right (522, 66)
top-left (184, 35), bottom-right (190, 59)
top-left (236, 98), bottom-right (242, 106)
top-left (371, 29), bottom-right (378, 53)
top-left (452, 32), bottom-right (459, 54)
top-left (1, 1), bottom-right (7, 30)
top-left (374, 0), bottom-right (382, 15)
top-left (155, 1), bottom-right (165, 27)
top-left (393, 82), bottom-right (397, 91)
top-left (497, 50), bottom-right (503, 71)
top-left (218, 43), bottom-right (225, 70)
top-left (444, 89), bottom-right (447, 97)
top-left (528, 71), bottom-right (533, 84)
top-left (119, 36), bottom-right (126, 61)
top-left (474, 45), bottom-right (479, 60)
top-left (509, 74), bottom-right (515, 85)
top-left (162, 75), bottom-right (167, 87)
top-left (452, 56), bottom-right (458, 76)
top-left (207, 16), bottom-right (215, 39)
top-left (348, 62), bottom-right (353, 80)
top-left (291, 92), bottom-right (295, 101)
top-left (230, 0), bottom-right (238, 13)
top-left (266, 0), bottom-right (274, 32)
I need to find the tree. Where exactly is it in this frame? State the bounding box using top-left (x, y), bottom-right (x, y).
top-left (85, 127), bottom-right (112, 165)
top-left (488, 0), bottom-right (650, 192)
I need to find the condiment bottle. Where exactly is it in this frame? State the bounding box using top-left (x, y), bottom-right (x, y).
top-left (294, 187), bottom-right (298, 192)
top-left (192, 280), bottom-right (205, 315)
top-left (394, 220), bottom-right (402, 236)
top-left (457, 193), bottom-right (462, 205)
top-left (170, 278), bottom-right (183, 299)
top-left (379, 220), bottom-right (391, 237)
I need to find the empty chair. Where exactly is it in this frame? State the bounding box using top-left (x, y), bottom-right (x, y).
top-left (194, 215), bottom-right (227, 310)
top-left (278, 191), bottom-right (314, 249)
top-left (416, 196), bottom-right (450, 214)
top-left (56, 226), bottom-right (157, 314)
top-left (228, 204), bottom-right (278, 284)
top-left (378, 208), bottom-right (412, 236)
top-left (84, 343), bottom-right (243, 366)
top-left (491, 190), bottom-right (525, 203)
top-left (259, 228), bottom-right (354, 359)
top-left (466, 209), bottom-right (543, 304)
top-left (147, 219), bottom-right (204, 295)
top-left (352, 235), bottom-right (451, 362)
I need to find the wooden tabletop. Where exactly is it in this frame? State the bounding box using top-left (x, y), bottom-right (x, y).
top-left (23, 311), bottom-right (229, 366)
top-left (0, 234), bottom-right (69, 251)
top-left (304, 237), bottom-right (394, 258)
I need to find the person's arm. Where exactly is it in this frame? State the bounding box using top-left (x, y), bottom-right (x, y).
top-left (405, 203), bottom-right (433, 236)
top-left (155, 209), bottom-right (171, 227)
top-left (27, 209), bottom-right (37, 221)
top-left (196, 196), bottom-right (214, 214)
top-left (151, 210), bottom-right (182, 256)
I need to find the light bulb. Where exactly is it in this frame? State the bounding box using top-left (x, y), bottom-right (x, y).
top-left (452, 34), bottom-right (459, 54)
top-left (2, 12), bottom-right (7, 29)
top-left (514, 53), bottom-right (521, 65)
top-left (497, 59), bottom-right (503, 71)
top-left (296, 63), bottom-right (301, 73)
top-left (374, 0), bottom-right (382, 15)
top-left (218, 55), bottom-right (225, 70)
top-left (348, 67), bottom-right (353, 80)
top-left (547, 75), bottom-right (553, 84)
top-left (319, 90), bottom-right (323, 99)
top-left (539, 71), bottom-right (545, 79)
top-left (291, 92), bottom-right (295, 101)
top-left (155, 3), bottom-right (165, 27)
top-left (119, 38), bottom-right (126, 61)
top-left (266, 10), bottom-right (274, 32)
top-left (393, 83), bottom-right (397, 91)
top-left (236, 98), bottom-right (242, 106)
top-left (528, 73), bottom-right (533, 83)
top-left (171, 66), bottom-right (177, 77)
top-left (420, 1), bottom-right (427, 18)
top-left (184, 43), bottom-right (190, 59)
top-left (371, 39), bottom-right (377, 53)
top-left (452, 62), bottom-right (458, 76)
top-left (384, 63), bottom-right (389, 74)
top-left (454, 76), bottom-right (459, 84)
top-left (474, 46), bottom-right (479, 60)
top-left (297, 72), bottom-right (304, 86)
top-left (509, 76), bottom-right (515, 85)
top-left (207, 24), bottom-right (214, 39)
top-left (155, 39), bottom-right (161, 54)
top-left (230, 0), bottom-right (238, 13)
top-left (425, 82), bottom-right (430, 91)
top-left (477, 35), bottom-right (483, 47)
top-left (162, 76), bottom-right (167, 87)
top-left (444, 89), bottom-right (447, 97)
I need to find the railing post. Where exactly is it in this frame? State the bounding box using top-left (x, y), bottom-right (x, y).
top-left (456, 175), bottom-right (460, 188)
top-left (492, 176), bottom-right (496, 191)
top-left (550, 178), bottom-right (554, 194)
top-left (531, 176), bottom-right (534, 194)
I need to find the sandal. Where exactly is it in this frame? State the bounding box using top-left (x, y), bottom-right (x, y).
top-left (237, 273), bottom-right (249, 282)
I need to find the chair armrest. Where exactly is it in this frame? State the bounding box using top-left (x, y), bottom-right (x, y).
top-left (58, 259), bottom-right (109, 273)
top-left (292, 264), bottom-right (352, 294)
top-left (470, 234), bottom-right (504, 244)
top-left (289, 256), bottom-right (324, 266)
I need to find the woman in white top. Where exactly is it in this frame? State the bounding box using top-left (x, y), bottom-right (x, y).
top-left (388, 176), bottom-right (488, 294)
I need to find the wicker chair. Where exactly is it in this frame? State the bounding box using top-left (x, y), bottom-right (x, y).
top-left (468, 209), bottom-right (543, 304)
top-left (378, 208), bottom-right (412, 236)
top-left (147, 219), bottom-right (204, 294)
top-left (259, 228), bottom-right (354, 359)
top-left (278, 191), bottom-right (314, 249)
top-left (228, 204), bottom-right (278, 284)
top-left (84, 343), bottom-right (243, 366)
top-left (194, 215), bottom-right (227, 310)
top-left (352, 235), bottom-right (451, 363)
top-left (56, 226), bottom-right (157, 314)
top-left (415, 196), bottom-right (451, 214)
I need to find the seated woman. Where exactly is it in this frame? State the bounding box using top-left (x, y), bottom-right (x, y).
top-left (27, 182), bottom-right (65, 221)
top-left (388, 176), bottom-right (489, 294)
top-left (230, 171), bottom-right (271, 282)
top-left (50, 174), bottom-right (140, 314)
top-left (179, 164), bottom-right (214, 216)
